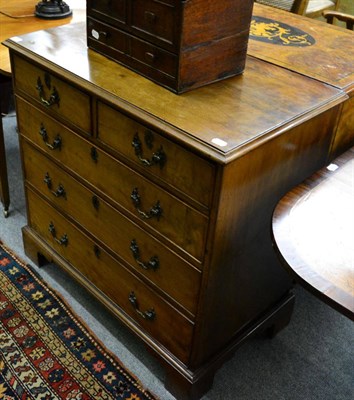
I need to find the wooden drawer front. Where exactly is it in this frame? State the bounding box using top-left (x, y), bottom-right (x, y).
top-left (131, 0), bottom-right (178, 47)
top-left (26, 188), bottom-right (194, 364)
top-left (17, 99), bottom-right (208, 261)
top-left (13, 56), bottom-right (91, 134)
top-left (97, 101), bottom-right (214, 208)
top-left (87, 0), bottom-right (127, 26)
top-left (23, 141), bottom-right (201, 316)
top-left (87, 18), bottom-right (128, 54)
top-left (87, 19), bottom-right (177, 81)
top-left (130, 36), bottom-right (177, 78)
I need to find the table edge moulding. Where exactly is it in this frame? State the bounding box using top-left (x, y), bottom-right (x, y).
top-left (3, 17), bottom-right (352, 400)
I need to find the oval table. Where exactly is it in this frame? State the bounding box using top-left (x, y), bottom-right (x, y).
top-left (272, 146), bottom-right (354, 321)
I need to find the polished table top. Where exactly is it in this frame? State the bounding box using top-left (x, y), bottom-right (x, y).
top-left (273, 146), bottom-right (354, 320)
top-left (0, 0), bottom-right (86, 75)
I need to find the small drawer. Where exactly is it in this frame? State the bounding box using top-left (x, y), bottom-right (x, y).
top-left (130, 36), bottom-right (177, 78)
top-left (87, 0), bottom-right (127, 26)
top-left (12, 56), bottom-right (91, 135)
top-left (23, 141), bottom-right (201, 316)
top-left (87, 17), bottom-right (128, 54)
top-left (17, 98), bottom-right (209, 261)
top-left (97, 101), bottom-right (215, 209)
top-left (26, 188), bottom-right (194, 365)
top-left (131, 0), bottom-right (178, 47)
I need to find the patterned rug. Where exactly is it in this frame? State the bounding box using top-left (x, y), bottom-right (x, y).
top-left (0, 242), bottom-right (157, 400)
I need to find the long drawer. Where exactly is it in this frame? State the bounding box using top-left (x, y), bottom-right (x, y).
top-left (12, 56), bottom-right (91, 135)
top-left (23, 140), bottom-right (201, 316)
top-left (17, 97), bottom-right (208, 261)
top-left (97, 101), bottom-right (215, 208)
top-left (26, 187), bottom-right (194, 365)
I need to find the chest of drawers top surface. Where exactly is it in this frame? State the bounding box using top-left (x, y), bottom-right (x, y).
top-left (4, 22), bottom-right (346, 162)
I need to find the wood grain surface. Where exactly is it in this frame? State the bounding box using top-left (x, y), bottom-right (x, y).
top-left (273, 146), bottom-right (354, 320)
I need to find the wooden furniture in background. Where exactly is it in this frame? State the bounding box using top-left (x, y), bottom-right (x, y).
top-left (249, 3), bottom-right (354, 160)
top-left (323, 10), bottom-right (354, 29)
top-left (86, 0), bottom-right (254, 93)
top-left (5, 20), bottom-right (349, 398)
top-left (254, 0), bottom-right (310, 14)
top-left (0, 0), bottom-right (85, 216)
top-left (0, 120), bottom-right (9, 217)
top-left (272, 146), bottom-right (354, 321)
top-left (306, 0), bottom-right (339, 18)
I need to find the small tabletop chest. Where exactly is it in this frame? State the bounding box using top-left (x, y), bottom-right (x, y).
top-left (86, 0), bottom-right (254, 93)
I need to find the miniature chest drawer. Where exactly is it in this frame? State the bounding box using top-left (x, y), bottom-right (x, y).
top-left (12, 56), bottom-right (91, 134)
top-left (17, 97), bottom-right (209, 261)
top-left (97, 101), bottom-right (214, 208)
top-left (87, 17), bottom-right (178, 79)
top-left (26, 188), bottom-right (194, 365)
top-left (87, 0), bottom-right (127, 26)
top-left (130, 0), bottom-right (178, 47)
top-left (87, 0), bottom-right (178, 49)
top-left (22, 140), bottom-right (201, 316)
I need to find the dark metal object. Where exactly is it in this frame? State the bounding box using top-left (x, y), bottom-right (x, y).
top-left (44, 173), bottom-right (66, 198)
top-left (48, 222), bottom-right (68, 246)
top-left (128, 291), bottom-right (155, 320)
top-left (130, 187), bottom-right (162, 220)
top-left (36, 77), bottom-right (60, 107)
top-left (92, 195), bottom-right (100, 210)
top-left (35, 1), bottom-right (72, 20)
top-left (130, 239), bottom-right (159, 271)
top-left (39, 124), bottom-right (62, 150)
top-left (132, 132), bottom-right (166, 168)
top-left (90, 147), bottom-right (98, 162)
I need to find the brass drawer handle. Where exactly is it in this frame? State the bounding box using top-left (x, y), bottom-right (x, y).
top-left (48, 222), bottom-right (68, 246)
top-left (128, 291), bottom-right (155, 321)
top-left (36, 76), bottom-right (60, 107)
top-left (132, 132), bottom-right (166, 168)
top-left (44, 173), bottom-right (66, 199)
top-left (130, 188), bottom-right (162, 220)
top-left (39, 124), bottom-right (62, 151)
top-left (130, 239), bottom-right (159, 271)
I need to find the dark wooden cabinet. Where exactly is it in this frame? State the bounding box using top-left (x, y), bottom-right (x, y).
top-left (87, 0), bottom-right (254, 93)
top-left (4, 18), bottom-right (350, 399)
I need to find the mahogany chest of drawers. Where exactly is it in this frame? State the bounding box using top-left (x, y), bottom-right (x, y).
top-left (86, 0), bottom-right (254, 93)
top-left (5, 21), bottom-right (348, 399)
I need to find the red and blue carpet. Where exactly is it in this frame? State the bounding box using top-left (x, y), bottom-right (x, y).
top-left (0, 242), bottom-right (157, 400)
